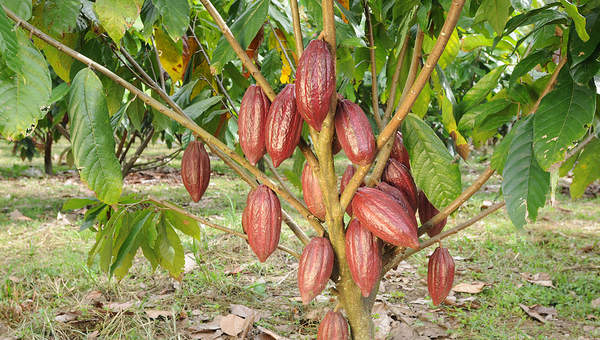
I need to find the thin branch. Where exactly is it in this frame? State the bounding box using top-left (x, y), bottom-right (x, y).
top-left (150, 36), bottom-right (166, 91)
top-left (383, 37), bottom-right (410, 122)
top-left (289, 0), bottom-right (304, 57)
top-left (554, 133), bottom-right (597, 170)
top-left (1, 6), bottom-right (326, 237)
top-left (364, 1), bottom-right (382, 129)
top-left (122, 127), bottom-right (155, 176)
top-left (119, 132), bottom-right (137, 163)
top-left (150, 198), bottom-right (301, 259)
top-left (527, 56), bottom-right (567, 115)
top-left (268, 22), bottom-right (296, 75)
top-left (384, 202), bottom-right (505, 273)
top-left (398, 29), bottom-right (424, 104)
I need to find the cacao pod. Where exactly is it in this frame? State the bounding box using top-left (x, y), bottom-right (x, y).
top-left (335, 99), bottom-right (376, 165)
top-left (345, 219), bottom-right (381, 297)
top-left (298, 237), bottom-right (334, 304)
top-left (317, 311), bottom-right (349, 340)
top-left (266, 84), bottom-right (303, 167)
top-left (332, 133), bottom-right (342, 154)
top-left (339, 164), bottom-right (361, 216)
top-left (427, 247), bottom-right (455, 305)
top-left (375, 182), bottom-right (416, 219)
top-left (390, 131), bottom-right (410, 169)
top-left (238, 85), bottom-right (270, 165)
top-left (418, 191), bottom-right (447, 237)
top-left (295, 40), bottom-right (335, 131)
top-left (351, 187), bottom-right (419, 248)
top-left (302, 162), bottom-right (326, 220)
top-left (181, 141), bottom-right (211, 202)
top-left (382, 159), bottom-right (418, 212)
top-left (242, 185), bottom-right (282, 262)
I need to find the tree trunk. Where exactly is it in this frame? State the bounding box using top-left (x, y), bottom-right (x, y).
top-left (338, 277), bottom-right (377, 339)
top-left (44, 130), bottom-right (53, 175)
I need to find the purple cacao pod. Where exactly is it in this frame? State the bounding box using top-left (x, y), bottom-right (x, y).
top-left (351, 187), bottom-right (419, 248)
top-left (345, 219), bottom-right (381, 297)
top-left (295, 40), bottom-right (335, 131)
top-left (317, 311), bottom-right (349, 340)
top-left (428, 247), bottom-right (455, 305)
top-left (181, 141), bottom-right (211, 202)
top-left (375, 182), bottom-right (417, 220)
top-left (418, 190), bottom-right (447, 237)
top-left (238, 85), bottom-right (270, 165)
top-left (390, 131), bottom-right (411, 170)
top-left (302, 162), bottom-right (326, 220)
top-left (298, 237), bottom-right (334, 304)
top-left (266, 84), bottom-right (303, 167)
top-left (382, 159), bottom-right (418, 212)
top-left (334, 99), bottom-right (376, 166)
top-left (242, 185), bottom-right (282, 262)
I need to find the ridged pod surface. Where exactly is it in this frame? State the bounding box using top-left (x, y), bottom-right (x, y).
top-left (383, 159), bottom-right (418, 211)
top-left (181, 141), bottom-right (211, 202)
top-left (266, 84), bottom-right (303, 167)
top-left (295, 40), bottom-right (335, 131)
top-left (238, 85), bottom-right (270, 165)
top-left (301, 162), bottom-right (326, 220)
top-left (242, 185), bottom-right (282, 262)
top-left (375, 182), bottom-right (416, 219)
top-left (418, 190), bottom-right (447, 237)
top-left (339, 164), bottom-right (360, 216)
top-left (334, 99), bottom-right (376, 165)
top-left (427, 247), bottom-right (455, 305)
top-left (390, 131), bottom-right (411, 169)
top-left (345, 219), bottom-right (381, 297)
top-left (317, 311), bottom-right (349, 340)
top-left (351, 187), bottom-right (419, 248)
top-left (298, 237), bottom-right (334, 304)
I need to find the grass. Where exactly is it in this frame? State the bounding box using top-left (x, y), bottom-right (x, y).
top-left (0, 141), bottom-right (598, 339)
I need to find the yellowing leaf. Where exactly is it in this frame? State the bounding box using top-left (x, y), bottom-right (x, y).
top-left (269, 28), bottom-right (293, 84)
top-left (190, 59), bottom-right (216, 100)
top-left (338, 0), bottom-right (350, 23)
top-left (94, 0), bottom-right (143, 43)
top-left (154, 27), bottom-right (184, 84)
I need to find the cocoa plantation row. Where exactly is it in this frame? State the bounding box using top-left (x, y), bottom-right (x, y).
top-left (180, 39), bottom-right (455, 338)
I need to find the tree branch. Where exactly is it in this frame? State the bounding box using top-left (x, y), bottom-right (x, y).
top-left (289, 0), bottom-right (304, 57)
top-left (269, 22), bottom-right (296, 74)
top-left (527, 56), bottom-right (567, 116)
top-left (122, 127), bottom-right (155, 177)
top-left (149, 197), bottom-right (301, 259)
top-left (398, 29), bottom-right (424, 104)
top-left (364, 1), bottom-right (382, 129)
top-left (384, 202), bottom-right (505, 273)
top-left (383, 36), bottom-right (410, 122)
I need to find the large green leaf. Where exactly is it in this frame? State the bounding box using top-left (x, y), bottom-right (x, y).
top-left (152, 0), bottom-right (189, 40)
top-left (413, 82), bottom-right (431, 118)
top-left (533, 72), bottom-right (596, 170)
top-left (490, 121), bottom-right (519, 173)
top-left (558, 0), bottom-right (589, 42)
top-left (164, 210), bottom-right (201, 240)
top-left (0, 0), bottom-right (32, 20)
top-left (509, 50), bottom-right (552, 84)
top-left (475, 0), bottom-right (511, 36)
top-left (423, 29), bottom-right (459, 69)
top-left (68, 69), bottom-right (123, 204)
top-left (94, 0), bottom-right (143, 43)
top-left (211, 0), bottom-right (269, 73)
top-left (458, 98), bottom-right (512, 134)
top-left (0, 7), bottom-right (20, 74)
top-left (41, 0), bottom-right (80, 35)
top-left (111, 210), bottom-right (153, 278)
top-left (570, 137), bottom-right (600, 198)
top-left (459, 66), bottom-right (506, 113)
top-left (502, 117), bottom-right (549, 228)
top-left (402, 114), bottom-right (462, 209)
top-left (503, 5), bottom-right (566, 37)
top-left (569, 13), bottom-right (600, 67)
top-left (157, 219), bottom-right (185, 278)
top-left (0, 32), bottom-right (51, 139)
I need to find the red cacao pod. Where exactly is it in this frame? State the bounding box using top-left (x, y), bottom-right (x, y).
top-left (181, 141), bottom-right (211, 202)
top-left (427, 247), bottom-right (455, 305)
top-left (301, 162), bottom-right (326, 220)
top-left (345, 219), bottom-right (381, 297)
top-left (332, 133), bottom-right (342, 154)
top-left (238, 85), bottom-right (270, 165)
top-left (295, 40), bottom-right (335, 131)
top-left (351, 187), bottom-right (419, 248)
top-left (242, 185), bottom-right (282, 262)
top-left (298, 237), bottom-right (334, 304)
top-left (375, 182), bottom-right (416, 219)
top-left (418, 191), bottom-right (447, 237)
top-left (390, 131), bottom-right (410, 169)
top-left (382, 159), bottom-right (418, 212)
top-left (334, 99), bottom-right (376, 165)
top-left (317, 311), bottom-right (349, 340)
top-left (266, 84), bottom-right (303, 167)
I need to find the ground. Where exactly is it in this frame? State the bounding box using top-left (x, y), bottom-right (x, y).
top-left (0, 141), bottom-right (599, 339)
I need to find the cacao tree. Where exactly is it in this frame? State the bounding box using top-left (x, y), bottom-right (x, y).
top-left (0, 0), bottom-right (599, 338)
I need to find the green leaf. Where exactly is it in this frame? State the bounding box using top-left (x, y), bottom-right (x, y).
top-left (42, 0), bottom-right (81, 35)
top-left (569, 14), bottom-right (600, 67)
top-left (152, 0), bottom-right (189, 40)
top-left (533, 72), bottom-right (596, 170)
top-left (68, 69), bottom-right (123, 204)
top-left (0, 32), bottom-right (51, 139)
top-left (211, 0), bottom-right (269, 73)
top-left (402, 114), bottom-right (462, 209)
top-left (461, 34), bottom-right (513, 51)
top-left (94, 0), bottom-right (142, 43)
top-left (110, 210), bottom-right (153, 277)
top-left (413, 82), bottom-right (431, 118)
top-left (0, 7), bottom-right (21, 74)
top-left (559, 149), bottom-right (579, 177)
top-left (164, 209), bottom-right (201, 240)
top-left (509, 50), bottom-right (552, 84)
top-left (126, 96), bottom-right (145, 131)
top-left (504, 5), bottom-right (566, 37)
top-left (570, 137), bottom-right (600, 198)
top-left (502, 117), bottom-right (550, 228)
top-left (157, 219), bottom-right (185, 278)
top-left (458, 99), bottom-right (512, 134)
top-left (95, 209), bottom-right (126, 270)
top-left (184, 96), bottom-right (223, 121)
top-left (472, 103), bottom-right (517, 146)
top-left (38, 32), bottom-right (79, 83)
top-left (62, 197), bottom-right (99, 211)
top-left (460, 66), bottom-right (506, 113)
top-left (423, 29), bottom-right (459, 69)
top-left (491, 122), bottom-right (519, 173)
top-left (101, 75), bottom-right (125, 116)
top-left (49, 83), bottom-right (70, 105)
top-left (559, 0), bottom-right (589, 42)
top-left (475, 0), bottom-right (511, 36)
top-left (0, 0), bottom-right (32, 20)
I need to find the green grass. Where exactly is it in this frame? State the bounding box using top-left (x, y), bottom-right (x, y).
top-left (0, 141), bottom-right (598, 339)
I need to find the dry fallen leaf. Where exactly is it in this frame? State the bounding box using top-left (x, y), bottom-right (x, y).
top-left (105, 301), bottom-right (135, 313)
top-left (184, 253), bottom-right (198, 273)
top-left (256, 326), bottom-right (289, 340)
top-left (519, 304), bottom-right (556, 323)
top-left (55, 311), bottom-right (80, 323)
top-left (520, 272), bottom-right (554, 287)
top-left (230, 304), bottom-right (257, 319)
top-left (9, 209), bottom-right (32, 221)
top-left (372, 302), bottom-right (394, 340)
top-left (591, 297), bottom-right (600, 309)
top-left (145, 309), bottom-right (172, 319)
top-left (187, 316), bottom-right (222, 333)
top-left (219, 314), bottom-right (245, 336)
top-left (389, 322), bottom-right (425, 340)
top-left (452, 282), bottom-right (486, 294)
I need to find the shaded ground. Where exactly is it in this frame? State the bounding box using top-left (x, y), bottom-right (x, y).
top-left (0, 142), bottom-right (599, 339)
